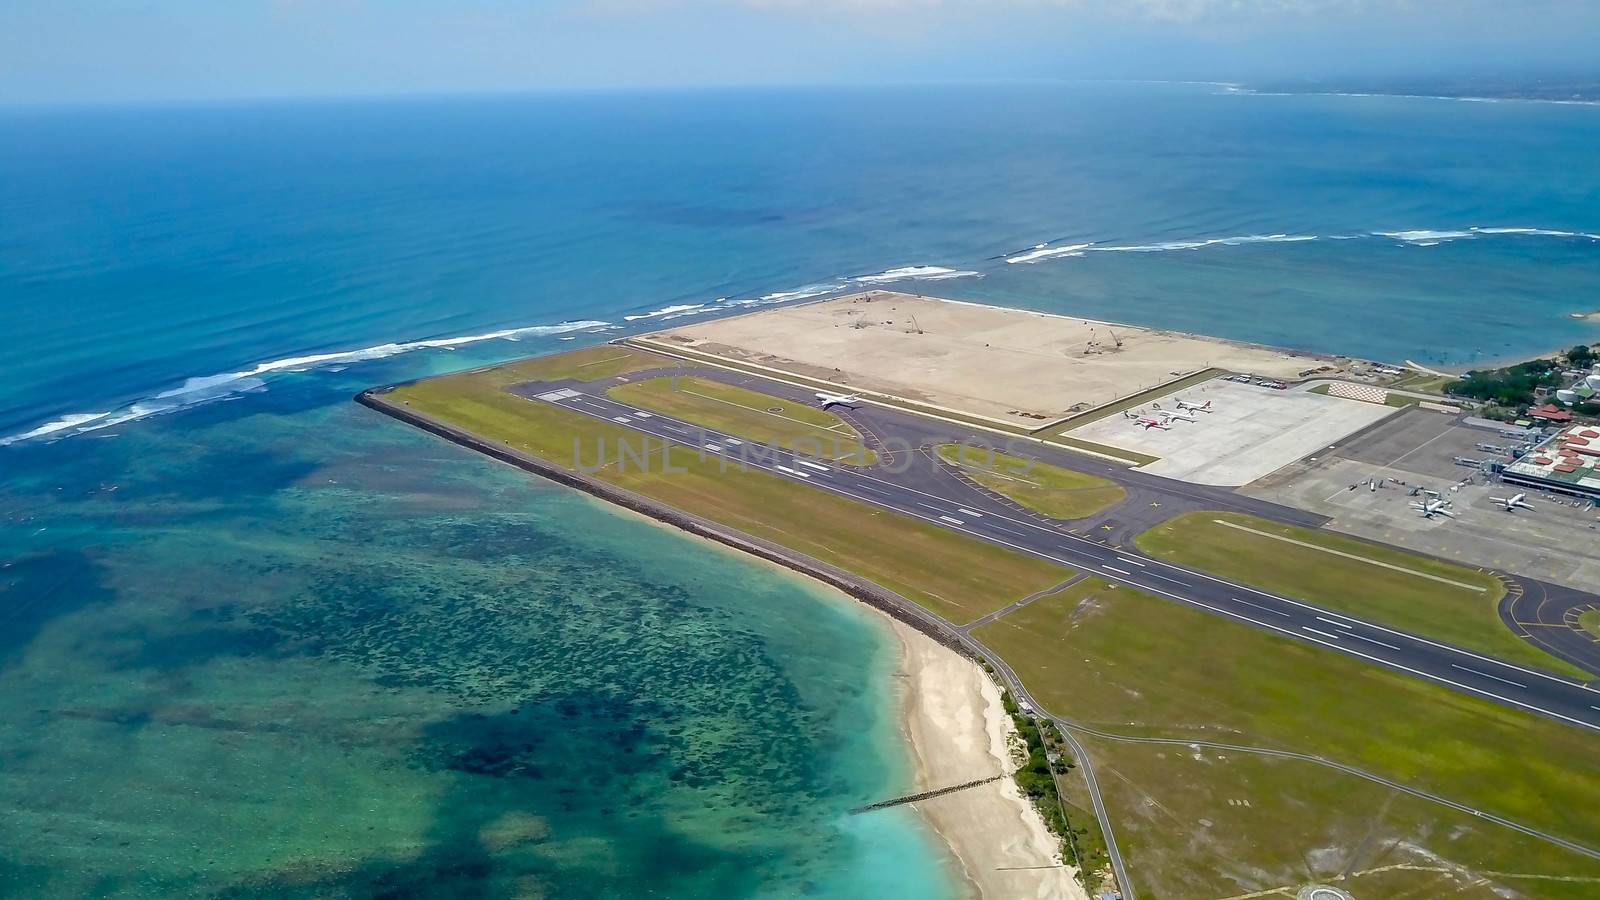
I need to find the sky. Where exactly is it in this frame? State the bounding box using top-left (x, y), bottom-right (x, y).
top-left (1, 1), bottom-right (1597, 105)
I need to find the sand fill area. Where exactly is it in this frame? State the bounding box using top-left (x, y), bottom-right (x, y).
top-left (652, 292), bottom-right (1347, 426)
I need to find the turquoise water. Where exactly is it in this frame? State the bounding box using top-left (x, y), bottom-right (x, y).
top-left (3, 81), bottom-right (1600, 896)
top-left (0, 365), bottom-right (950, 897)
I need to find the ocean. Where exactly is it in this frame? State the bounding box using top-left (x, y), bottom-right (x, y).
top-left (1, 81), bottom-right (1597, 896)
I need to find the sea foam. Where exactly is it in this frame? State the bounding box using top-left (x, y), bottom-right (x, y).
top-left (624, 303), bottom-right (707, 321)
top-left (851, 266), bottom-right (981, 284)
top-left (1095, 234), bottom-right (1317, 252)
top-left (1375, 230), bottom-right (1475, 245)
top-left (1005, 243), bottom-right (1093, 264)
top-left (1, 320), bottom-right (610, 446)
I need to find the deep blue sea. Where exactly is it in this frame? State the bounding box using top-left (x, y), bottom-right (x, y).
top-left (2, 81), bottom-right (1598, 896)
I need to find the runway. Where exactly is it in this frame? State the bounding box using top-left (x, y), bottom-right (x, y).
top-left (515, 373), bottom-right (1600, 734)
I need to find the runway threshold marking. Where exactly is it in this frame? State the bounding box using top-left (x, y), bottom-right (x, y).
top-left (1452, 664), bottom-right (1526, 689)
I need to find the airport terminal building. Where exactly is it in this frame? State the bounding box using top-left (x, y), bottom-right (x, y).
top-left (1500, 424), bottom-right (1600, 501)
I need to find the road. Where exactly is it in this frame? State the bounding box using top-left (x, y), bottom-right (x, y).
top-left (521, 379), bottom-right (1600, 735)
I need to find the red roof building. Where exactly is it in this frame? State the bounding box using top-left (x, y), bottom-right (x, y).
top-left (1529, 404), bottom-right (1574, 422)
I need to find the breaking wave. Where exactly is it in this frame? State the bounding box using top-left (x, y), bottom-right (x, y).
top-left (1, 320), bottom-right (610, 447)
top-left (851, 265), bottom-right (982, 284)
top-left (1095, 233), bottom-right (1316, 252)
top-left (1375, 229), bottom-right (1475, 246)
top-left (731, 282), bottom-right (847, 306)
top-left (1005, 243), bottom-right (1093, 264)
top-left (623, 303), bottom-right (707, 321)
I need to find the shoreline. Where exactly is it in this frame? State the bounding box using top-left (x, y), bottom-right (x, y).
top-left (364, 389), bottom-right (1079, 897)
top-left (568, 491), bottom-right (1084, 898)
top-left (886, 616), bottom-right (1087, 900)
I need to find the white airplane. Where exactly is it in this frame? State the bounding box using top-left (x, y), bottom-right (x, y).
top-left (1410, 498), bottom-right (1455, 519)
top-left (1175, 398), bottom-right (1213, 413)
top-left (1164, 408), bottom-right (1199, 422)
top-left (814, 391), bottom-right (861, 409)
top-left (1126, 411), bottom-right (1172, 430)
top-left (1491, 493), bottom-right (1534, 512)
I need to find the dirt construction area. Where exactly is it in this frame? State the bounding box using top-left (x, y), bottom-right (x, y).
top-left (1067, 379), bottom-right (1400, 486)
top-left (1248, 408), bottom-right (1600, 591)
top-left (647, 293), bottom-right (1350, 427)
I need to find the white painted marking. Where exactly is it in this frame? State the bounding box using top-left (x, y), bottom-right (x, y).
top-left (1231, 597), bottom-right (1292, 618)
top-left (797, 460), bottom-right (830, 472)
top-left (1302, 626), bottom-right (1343, 640)
top-left (957, 508), bottom-right (984, 517)
top-left (1452, 664), bottom-right (1526, 689)
top-left (1118, 557), bottom-right (1147, 567)
top-left (1347, 632), bottom-right (1402, 651)
top-left (661, 424), bottom-right (687, 433)
top-left (723, 438), bottom-right (742, 445)
top-left (703, 444), bottom-right (724, 453)
top-left (773, 465), bottom-right (811, 479)
top-left (611, 416), bottom-right (632, 424)
top-left (939, 515), bottom-right (965, 525)
top-left (632, 411), bottom-right (652, 418)
top-left (854, 483), bottom-right (889, 496)
top-left (1143, 572), bottom-right (1187, 586)
top-left (1102, 565), bottom-right (1131, 576)
top-left (1150, 592), bottom-right (1600, 733)
top-left (986, 522), bottom-right (1029, 537)
top-left (917, 502), bottom-right (947, 512)
top-left (1315, 616), bottom-right (1354, 629)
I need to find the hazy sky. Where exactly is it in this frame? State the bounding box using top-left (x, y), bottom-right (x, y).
top-left (2, 1), bottom-right (1596, 105)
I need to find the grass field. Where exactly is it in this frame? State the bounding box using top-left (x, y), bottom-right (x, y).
top-left (1134, 510), bottom-right (1587, 677)
top-left (384, 353), bottom-right (1070, 623)
top-left (609, 376), bottom-right (875, 464)
top-left (1077, 733), bottom-right (1600, 899)
top-left (934, 444), bottom-right (1125, 520)
top-left (461, 344), bottom-right (669, 386)
top-left (1391, 370), bottom-right (1457, 394)
top-left (973, 577), bottom-right (1600, 876)
top-left (1580, 609), bottom-right (1600, 641)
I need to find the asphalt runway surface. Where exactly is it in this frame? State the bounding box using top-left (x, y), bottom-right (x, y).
top-left (512, 368), bottom-right (1600, 734)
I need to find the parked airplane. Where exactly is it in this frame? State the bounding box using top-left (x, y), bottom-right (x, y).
top-left (1124, 411), bottom-right (1172, 430)
top-left (1164, 408), bottom-right (1199, 422)
top-left (1411, 498), bottom-right (1455, 519)
top-left (1491, 493), bottom-right (1534, 512)
top-left (1175, 398), bottom-right (1213, 412)
top-left (815, 391), bottom-right (861, 409)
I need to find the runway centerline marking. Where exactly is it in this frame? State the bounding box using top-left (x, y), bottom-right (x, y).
top-left (1231, 597), bottom-right (1292, 618)
top-left (1303, 626), bottom-right (1343, 640)
top-left (1452, 664), bottom-right (1526, 689)
top-left (1347, 632), bottom-right (1402, 651)
top-left (1316, 616), bottom-right (1354, 629)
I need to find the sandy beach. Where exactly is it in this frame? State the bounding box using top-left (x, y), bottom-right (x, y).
top-left (887, 619), bottom-right (1087, 900)
top-left (565, 494), bottom-right (1086, 898)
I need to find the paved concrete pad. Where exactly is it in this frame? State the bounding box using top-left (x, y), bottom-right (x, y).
top-left (1247, 409), bottom-right (1600, 592)
top-left (1068, 379), bottom-right (1397, 486)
